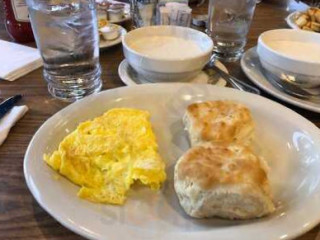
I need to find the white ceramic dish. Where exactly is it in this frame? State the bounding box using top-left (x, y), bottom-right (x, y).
top-left (122, 26), bottom-right (214, 82)
top-left (99, 25), bottom-right (126, 49)
top-left (286, 11), bottom-right (320, 32)
top-left (118, 59), bottom-right (227, 87)
top-left (100, 24), bottom-right (120, 40)
top-left (25, 83), bottom-right (320, 240)
top-left (285, 11), bottom-right (302, 30)
top-left (241, 47), bottom-right (320, 113)
top-left (257, 29), bottom-right (320, 87)
top-left (107, 0), bottom-right (131, 24)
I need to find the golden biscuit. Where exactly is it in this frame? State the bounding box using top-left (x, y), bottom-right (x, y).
top-left (174, 142), bottom-right (275, 219)
top-left (183, 101), bottom-right (255, 146)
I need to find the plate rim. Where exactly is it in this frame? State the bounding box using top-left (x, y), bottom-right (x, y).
top-left (240, 47), bottom-right (320, 113)
top-left (24, 83), bottom-right (320, 240)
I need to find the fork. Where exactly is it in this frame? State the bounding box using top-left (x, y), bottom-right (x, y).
top-left (204, 62), bottom-right (261, 95)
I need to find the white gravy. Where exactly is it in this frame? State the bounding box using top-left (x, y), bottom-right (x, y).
top-left (130, 36), bottom-right (203, 59)
top-left (267, 40), bottom-right (320, 62)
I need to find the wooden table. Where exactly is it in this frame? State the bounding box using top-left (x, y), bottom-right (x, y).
top-left (0, 0), bottom-right (320, 239)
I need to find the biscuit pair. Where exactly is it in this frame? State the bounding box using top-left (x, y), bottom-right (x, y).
top-left (174, 101), bottom-right (275, 219)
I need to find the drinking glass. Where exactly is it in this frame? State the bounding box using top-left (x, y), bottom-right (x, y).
top-left (207, 0), bottom-right (257, 62)
top-left (26, 0), bottom-right (102, 101)
top-left (130, 0), bottom-right (157, 28)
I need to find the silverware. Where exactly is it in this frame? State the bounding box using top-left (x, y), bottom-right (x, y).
top-left (261, 67), bottom-right (320, 102)
top-left (0, 95), bottom-right (22, 120)
top-left (205, 62), bottom-right (261, 95)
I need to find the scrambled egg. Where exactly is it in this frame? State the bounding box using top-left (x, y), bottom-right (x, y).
top-left (44, 108), bottom-right (166, 205)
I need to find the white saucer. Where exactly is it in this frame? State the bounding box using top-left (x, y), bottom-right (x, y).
top-left (99, 25), bottom-right (127, 49)
top-left (241, 47), bottom-right (320, 113)
top-left (118, 59), bottom-right (228, 86)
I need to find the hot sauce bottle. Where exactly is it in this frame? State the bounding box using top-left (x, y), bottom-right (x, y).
top-left (2, 0), bottom-right (34, 42)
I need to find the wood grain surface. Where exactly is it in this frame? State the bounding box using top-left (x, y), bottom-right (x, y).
top-left (0, 0), bottom-right (319, 239)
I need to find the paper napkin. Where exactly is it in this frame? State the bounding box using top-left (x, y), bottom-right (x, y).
top-left (0, 40), bottom-right (42, 81)
top-left (0, 106), bottom-right (28, 146)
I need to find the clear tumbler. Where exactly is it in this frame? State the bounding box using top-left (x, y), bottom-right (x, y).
top-left (130, 0), bottom-right (157, 28)
top-left (207, 0), bottom-right (257, 62)
top-left (26, 0), bottom-right (102, 101)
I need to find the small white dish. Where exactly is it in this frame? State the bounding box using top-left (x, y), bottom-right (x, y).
top-left (100, 24), bottom-right (121, 41)
top-left (99, 25), bottom-right (127, 49)
top-left (241, 47), bottom-right (320, 113)
top-left (25, 83), bottom-right (320, 240)
top-left (118, 59), bottom-right (227, 87)
top-left (108, 8), bottom-right (124, 22)
top-left (122, 25), bottom-right (213, 82)
top-left (107, 0), bottom-right (131, 23)
top-left (257, 29), bottom-right (320, 88)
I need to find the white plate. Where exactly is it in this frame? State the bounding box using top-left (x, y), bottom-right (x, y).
top-left (286, 11), bottom-right (320, 33)
top-left (241, 47), bottom-right (320, 113)
top-left (118, 59), bottom-right (227, 87)
top-left (24, 83), bottom-right (320, 240)
top-left (285, 11), bottom-right (302, 30)
top-left (99, 25), bottom-right (127, 49)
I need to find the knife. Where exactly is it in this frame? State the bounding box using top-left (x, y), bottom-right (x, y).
top-left (0, 95), bottom-right (22, 120)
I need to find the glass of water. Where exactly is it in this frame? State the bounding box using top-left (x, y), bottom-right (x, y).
top-left (26, 0), bottom-right (102, 101)
top-left (130, 0), bottom-right (157, 28)
top-left (207, 0), bottom-right (257, 62)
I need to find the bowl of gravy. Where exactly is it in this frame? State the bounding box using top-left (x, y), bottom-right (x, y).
top-left (122, 26), bottom-right (213, 82)
top-left (257, 29), bottom-right (320, 88)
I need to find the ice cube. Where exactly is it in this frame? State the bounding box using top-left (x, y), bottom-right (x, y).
top-left (224, 8), bottom-right (236, 22)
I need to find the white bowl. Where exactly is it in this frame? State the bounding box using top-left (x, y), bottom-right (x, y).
top-left (122, 26), bottom-right (213, 82)
top-left (257, 29), bottom-right (320, 88)
top-left (100, 24), bottom-right (121, 41)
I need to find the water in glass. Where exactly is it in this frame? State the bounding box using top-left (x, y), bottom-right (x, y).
top-left (27, 0), bottom-right (102, 101)
top-left (130, 0), bottom-right (157, 28)
top-left (207, 0), bottom-right (256, 62)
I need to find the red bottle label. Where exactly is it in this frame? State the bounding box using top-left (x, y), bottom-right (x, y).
top-left (11, 0), bottom-right (29, 22)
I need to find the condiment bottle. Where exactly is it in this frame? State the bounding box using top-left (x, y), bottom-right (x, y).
top-left (2, 0), bottom-right (34, 42)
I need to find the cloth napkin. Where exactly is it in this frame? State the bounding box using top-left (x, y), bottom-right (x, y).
top-left (0, 106), bottom-right (28, 146)
top-left (0, 40), bottom-right (42, 81)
